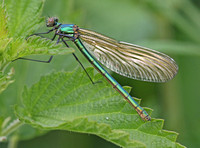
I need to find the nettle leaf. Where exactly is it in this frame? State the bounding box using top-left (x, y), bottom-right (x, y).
top-left (5, 36), bottom-right (74, 61)
top-left (5, 0), bottom-right (44, 37)
top-left (0, 0), bottom-right (74, 93)
top-left (15, 68), bottom-right (184, 148)
top-left (1, 0), bottom-right (74, 61)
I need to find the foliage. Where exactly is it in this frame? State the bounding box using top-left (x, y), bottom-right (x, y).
top-left (0, 0), bottom-right (74, 93)
top-left (0, 0), bottom-right (73, 145)
top-left (1, 0), bottom-right (200, 147)
top-left (15, 68), bottom-right (183, 148)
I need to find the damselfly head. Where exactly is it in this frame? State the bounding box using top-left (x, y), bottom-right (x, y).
top-left (46, 17), bottom-right (58, 27)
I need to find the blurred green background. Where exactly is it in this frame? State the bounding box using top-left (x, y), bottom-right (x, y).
top-left (1, 0), bottom-right (200, 147)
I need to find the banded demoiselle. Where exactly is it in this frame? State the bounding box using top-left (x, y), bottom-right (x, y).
top-left (27, 17), bottom-right (178, 121)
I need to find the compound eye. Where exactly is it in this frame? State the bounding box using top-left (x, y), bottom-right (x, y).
top-left (46, 17), bottom-right (55, 27)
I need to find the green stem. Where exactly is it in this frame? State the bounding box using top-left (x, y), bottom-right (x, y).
top-left (8, 135), bottom-right (19, 148)
top-left (1, 119), bottom-right (23, 137)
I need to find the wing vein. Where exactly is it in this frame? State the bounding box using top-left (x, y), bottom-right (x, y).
top-left (79, 28), bottom-right (178, 82)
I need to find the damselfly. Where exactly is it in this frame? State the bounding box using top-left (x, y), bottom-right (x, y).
top-left (25, 17), bottom-right (178, 121)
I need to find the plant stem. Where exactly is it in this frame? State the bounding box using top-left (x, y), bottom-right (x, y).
top-left (8, 135), bottom-right (19, 148)
top-left (1, 119), bottom-right (23, 137)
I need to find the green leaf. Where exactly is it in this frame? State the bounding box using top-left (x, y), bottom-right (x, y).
top-left (5, 0), bottom-right (44, 37)
top-left (0, 0), bottom-right (74, 61)
top-left (0, 67), bottom-right (15, 93)
top-left (15, 68), bottom-right (185, 148)
top-left (0, 1), bottom-right (74, 93)
top-left (0, 2), bottom-right (7, 39)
